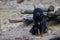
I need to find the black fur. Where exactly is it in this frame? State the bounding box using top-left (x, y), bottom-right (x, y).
top-left (30, 8), bottom-right (47, 35)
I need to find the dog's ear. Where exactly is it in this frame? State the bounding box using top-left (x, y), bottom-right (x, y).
top-left (33, 4), bottom-right (36, 9)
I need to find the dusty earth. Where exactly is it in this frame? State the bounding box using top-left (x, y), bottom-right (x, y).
top-left (0, 23), bottom-right (60, 40)
top-left (0, 0), bottom-right (60, 40)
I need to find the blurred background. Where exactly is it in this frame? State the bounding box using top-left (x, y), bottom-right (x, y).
top-left (0, 0), bottom-right (60, 40)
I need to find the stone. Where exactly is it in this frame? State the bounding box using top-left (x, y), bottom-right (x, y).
top-left (23, 17), bottom-right (33, 25)
top-left (8, 18), bottom-right (23, 23)
top-left (54, 8), bottom-right (60, 15)
top-left (21, 10), bottom-right (33, 14)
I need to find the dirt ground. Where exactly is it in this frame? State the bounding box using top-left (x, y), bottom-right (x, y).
top-left (0, 0), bottom-right (60, 40)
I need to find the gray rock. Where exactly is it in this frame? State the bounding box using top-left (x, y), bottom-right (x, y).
top-left (23, 17), bottom-right (33, 25)
top-left (54, 8), bottom-right (60, 15)
top-left (21, 10), bottom-right (33, 14)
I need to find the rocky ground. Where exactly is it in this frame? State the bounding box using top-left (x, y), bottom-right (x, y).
top-left (0, 23), bottom-right (60, 40)
top-left (0, 0), bottom-right (60, 40)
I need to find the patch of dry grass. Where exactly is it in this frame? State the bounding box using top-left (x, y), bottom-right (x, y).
top-left (0, 9), bottom-right (20, 19)
top-left (48, 25), bottom-right (60, 29)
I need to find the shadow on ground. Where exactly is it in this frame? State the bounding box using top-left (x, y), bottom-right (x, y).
top-left (50, 37), bottom-right (60, 40)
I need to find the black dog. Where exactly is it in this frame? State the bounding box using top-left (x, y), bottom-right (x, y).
top-left (30, 8), bottom-right (47, 36)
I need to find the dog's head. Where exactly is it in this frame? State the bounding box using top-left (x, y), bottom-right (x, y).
top-left (33, 8), bottom-right (43, 18)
